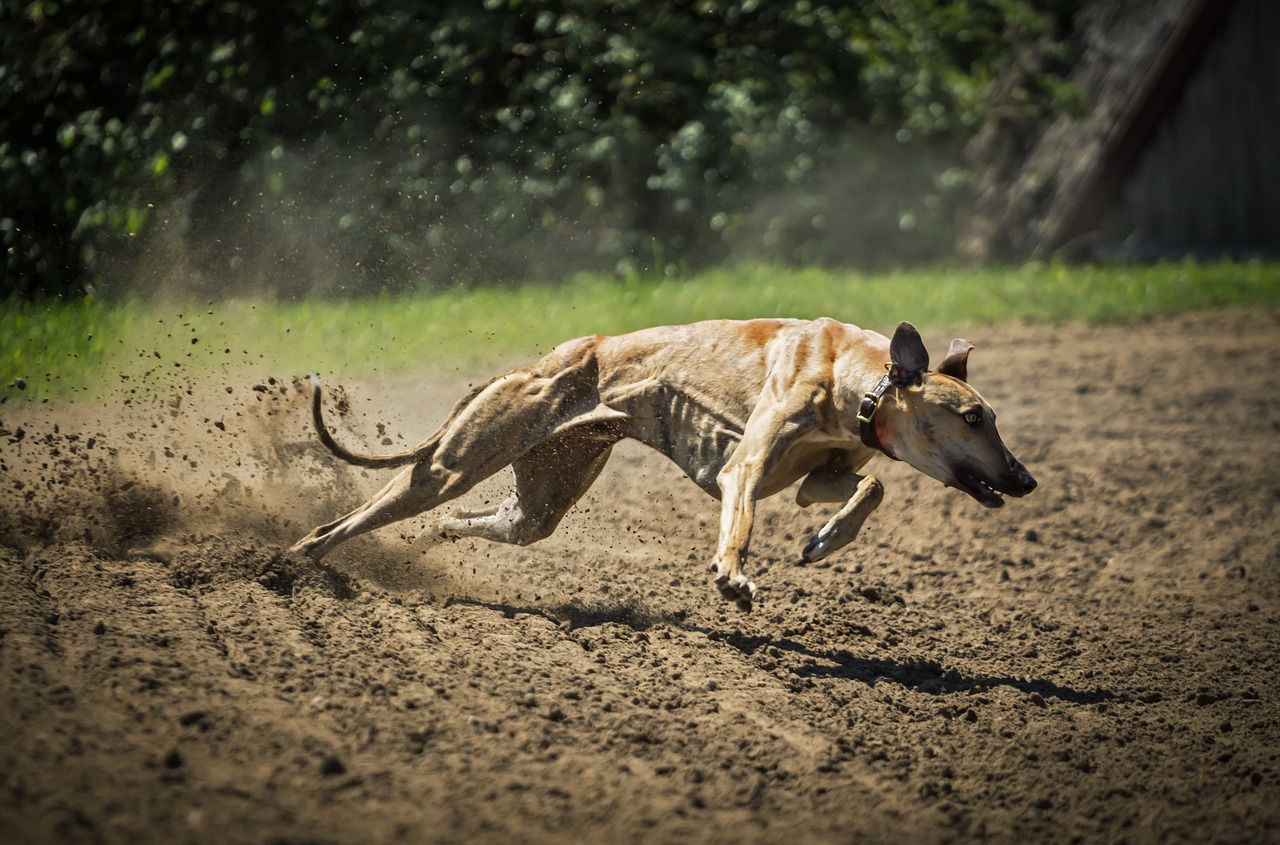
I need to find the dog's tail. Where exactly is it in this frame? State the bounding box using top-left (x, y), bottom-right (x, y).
top-left (308, 375), bottom-right (421, 469)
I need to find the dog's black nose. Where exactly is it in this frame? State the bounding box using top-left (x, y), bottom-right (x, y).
top-left (1007, 454), bottom-right (1036, 495)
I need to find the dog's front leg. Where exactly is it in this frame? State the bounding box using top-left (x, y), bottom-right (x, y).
top-left (799, 475), bottom-right (884, 564)
top-left (711, 459), bottom-right (763, 611)
top-left (710, 402), bottom-right (814, 611)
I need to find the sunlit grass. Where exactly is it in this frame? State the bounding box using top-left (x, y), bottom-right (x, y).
top-left (3, 260), bottom-right (1278, 402)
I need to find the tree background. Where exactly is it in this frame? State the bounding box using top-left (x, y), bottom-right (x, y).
top-left (0, 0), bottom-right (1077, 300)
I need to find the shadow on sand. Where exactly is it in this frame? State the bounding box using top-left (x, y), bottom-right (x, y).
top-left (442, 595), bottom-right (1118, 707)
top-left (721, 631), bottom-right (1120, 705)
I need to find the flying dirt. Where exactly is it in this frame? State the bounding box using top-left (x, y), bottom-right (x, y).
top-left (1, 312), bottom-right (1278, 845)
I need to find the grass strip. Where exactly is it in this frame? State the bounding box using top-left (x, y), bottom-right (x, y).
top-left (3, 260), bottom-right (1277, 402)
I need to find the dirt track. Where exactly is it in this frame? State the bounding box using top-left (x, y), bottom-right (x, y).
top-left (2, 312), bottom-right (1279, 844)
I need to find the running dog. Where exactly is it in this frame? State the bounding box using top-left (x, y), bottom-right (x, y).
top-left (290, 319), bottom-right (1036, 610)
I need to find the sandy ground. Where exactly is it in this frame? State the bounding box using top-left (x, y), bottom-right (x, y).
top-left (1, 311), bottom-right (1278, 845)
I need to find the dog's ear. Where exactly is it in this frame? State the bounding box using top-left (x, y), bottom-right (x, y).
top-left (889, 321), bottom-right (928, 385)
top-left (937, 339), bottom-right (974, 382)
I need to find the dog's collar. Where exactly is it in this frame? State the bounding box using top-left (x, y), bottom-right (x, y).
top-left (857, 374), bottom-right (898, 460)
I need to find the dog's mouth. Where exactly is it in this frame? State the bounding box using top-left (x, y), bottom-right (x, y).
top-left (952, 470), bottom-right (1006, 508)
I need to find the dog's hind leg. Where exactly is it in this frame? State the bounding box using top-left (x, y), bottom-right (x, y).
top-left (434, 430), bottom-right (616, 546)
top-left (291, 414), bottom-right (607, 561)
top-left (292, 336), bottom-right (620, 560)
top-left (798, 474), bottom-right (884, 564)
top-left (291, 458), bottom-right (475, 560)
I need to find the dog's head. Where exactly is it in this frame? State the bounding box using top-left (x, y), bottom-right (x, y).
top-left (876, 322), bottom-right (1036, 508)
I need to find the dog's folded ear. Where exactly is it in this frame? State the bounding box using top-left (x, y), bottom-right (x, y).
top-left (889, 321), bottom-right (929, 385)
top-left (937, 339), bottom-right (974, 382)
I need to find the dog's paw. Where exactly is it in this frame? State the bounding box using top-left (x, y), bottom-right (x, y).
top-left (800, 532), bottom-right (833, 565)
top-left (288, 537), bottom-right (324, 561)
top-left (714, 573), bottom-right (757, 612)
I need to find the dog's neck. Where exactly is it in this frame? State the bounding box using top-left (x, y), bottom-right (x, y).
top-left (830, 347), bottom-right (898, 438)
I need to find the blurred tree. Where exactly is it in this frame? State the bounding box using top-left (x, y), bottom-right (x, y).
top-left (0, 0), bottom-right (1077, 299)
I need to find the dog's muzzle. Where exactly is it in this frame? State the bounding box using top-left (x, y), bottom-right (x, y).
top-left (956, 455), bottom-right (1036, 508)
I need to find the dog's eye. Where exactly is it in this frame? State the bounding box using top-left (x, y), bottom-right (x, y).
top-left (963, 410), bottom-right (982, 426)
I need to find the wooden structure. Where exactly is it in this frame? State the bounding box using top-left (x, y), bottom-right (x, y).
top-left (958, 0), bottom-right (1280, 261)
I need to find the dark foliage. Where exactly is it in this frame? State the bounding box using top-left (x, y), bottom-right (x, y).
top-left (1, 0), bottom-right (1076, 298)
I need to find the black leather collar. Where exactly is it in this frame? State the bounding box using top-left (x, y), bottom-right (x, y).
top-left (857, 374), bottom-right (893, 455)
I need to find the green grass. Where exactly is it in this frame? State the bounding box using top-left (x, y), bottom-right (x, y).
top-left (4, 260), bottom-right (1279, 402)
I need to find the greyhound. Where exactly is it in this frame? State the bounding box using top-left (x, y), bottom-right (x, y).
top-left (290, 319), bottom-right (1036, 610)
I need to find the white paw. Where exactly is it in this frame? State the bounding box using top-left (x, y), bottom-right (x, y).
top-left (801, 531), bottom-right (833, 564)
